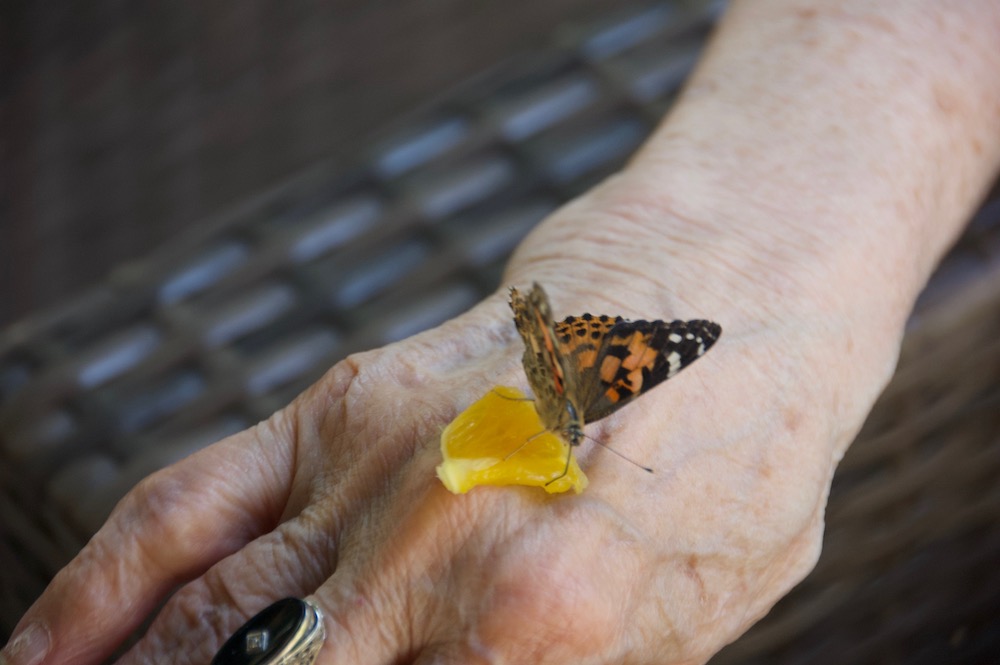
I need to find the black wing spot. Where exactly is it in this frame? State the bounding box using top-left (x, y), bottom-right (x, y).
top-left (604, 343), bottom-right (630, 360)
top-left (590, 330), bottom-right (602, 340)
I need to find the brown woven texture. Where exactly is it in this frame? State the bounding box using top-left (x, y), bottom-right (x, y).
top-left (0, 0), bottom-right (620, 327)
top-left (2, 0), bottom-right (1000, 661)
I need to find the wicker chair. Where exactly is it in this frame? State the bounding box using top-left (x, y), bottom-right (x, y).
top-left (2, 1), bottom-right (998, 661)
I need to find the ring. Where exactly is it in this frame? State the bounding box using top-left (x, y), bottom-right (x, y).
top-left (211, 598), bottom-right (327, 665)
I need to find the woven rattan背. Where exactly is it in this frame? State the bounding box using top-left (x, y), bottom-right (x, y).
top-left (2, 1), bottom-right (999, 661)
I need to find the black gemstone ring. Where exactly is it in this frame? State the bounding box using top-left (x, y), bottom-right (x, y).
top-left (211, 598), bottom-right (326, 665)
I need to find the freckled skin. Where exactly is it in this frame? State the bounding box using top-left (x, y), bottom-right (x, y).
top-left (17, 3), bottom-right (999, 664)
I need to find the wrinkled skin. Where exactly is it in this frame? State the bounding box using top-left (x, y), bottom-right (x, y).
top-left (5, 1), bottom-right (1000, 664)
top-left (0, 175), bottom-right (913, 665)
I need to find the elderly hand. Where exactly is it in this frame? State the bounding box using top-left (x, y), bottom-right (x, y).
top-left (5, 1), bottom-right (999, 664)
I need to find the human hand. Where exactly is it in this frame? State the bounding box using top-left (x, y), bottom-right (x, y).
top-left (7, 0), bottom-right (1000, 663)
top-left (0, 168), bottom-right (895, 665)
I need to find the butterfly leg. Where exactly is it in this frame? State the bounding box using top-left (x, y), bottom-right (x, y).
top-left (544, 443), bottom-right (574, 486)
top-left (491, 388), bottom-right (535, 402)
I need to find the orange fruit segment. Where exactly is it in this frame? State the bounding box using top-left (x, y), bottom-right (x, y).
top-left (436, 386), bottom-right (588, 494)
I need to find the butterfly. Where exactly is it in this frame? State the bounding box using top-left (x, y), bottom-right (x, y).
top-left (509, 282), bottom-right (721, 481)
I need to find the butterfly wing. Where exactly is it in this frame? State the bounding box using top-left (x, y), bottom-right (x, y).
top-left (552, 313), bottom-right (623, 383)
top-left (571, 318), bottom-right (722, 423)
top-left (512, 283), bottom-right (722, 432)
top-left (510, 284), bottom-right (579, 432)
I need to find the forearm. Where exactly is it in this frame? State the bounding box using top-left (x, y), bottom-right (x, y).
top-left (507, 0), bottom-right (1000, 465)
top-left (515, 3), bottom-right (1000, 318)
top-left (631, 0), bottom-right (1000, 325)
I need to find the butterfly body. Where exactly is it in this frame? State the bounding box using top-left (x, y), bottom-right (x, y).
top-left (509, 283), bottom-right (721, 478)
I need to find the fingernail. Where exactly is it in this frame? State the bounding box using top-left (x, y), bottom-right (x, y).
top-left (1, 623), bottom-right (50, 665)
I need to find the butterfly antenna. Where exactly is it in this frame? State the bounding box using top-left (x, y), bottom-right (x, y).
top-left (504, 429), bottom-right (547, 461)
top-left (582, 432), bottom-right (654, 473)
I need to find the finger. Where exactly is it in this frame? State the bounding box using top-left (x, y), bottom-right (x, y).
top-left (312, 466), bottom-right (494, 665)
top-left (106, 331), bottom-right (501, 665)
top-left (4, 415), bottom-right (297, 665)
top-left (308, 469), bottom-right (624, 665)
top-left (117, 505), bottom-right (337, 665)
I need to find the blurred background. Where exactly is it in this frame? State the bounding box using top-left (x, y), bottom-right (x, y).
top-left (2, 0), bottom-right (629, 327)
top-left (2, 1), bottom-right (1000, 662)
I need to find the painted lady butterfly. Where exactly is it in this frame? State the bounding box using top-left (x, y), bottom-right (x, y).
top-left (510, 282), bottom-right (721, 480)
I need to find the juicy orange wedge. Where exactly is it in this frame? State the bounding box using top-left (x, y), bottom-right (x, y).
top-left (436, 386), bottom-right (588, 494)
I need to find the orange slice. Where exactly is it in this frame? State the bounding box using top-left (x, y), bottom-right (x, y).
top-left (436, 386), bottom-right (588, 494)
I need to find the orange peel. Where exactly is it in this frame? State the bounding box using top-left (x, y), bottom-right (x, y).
top-left (436, 386), bottom-right (588, 494)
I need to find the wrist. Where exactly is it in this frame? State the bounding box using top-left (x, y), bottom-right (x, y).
top-left (504, 2), bottom-right (1000, 467)
top-left (621, 0), bottom-right (1000, 329)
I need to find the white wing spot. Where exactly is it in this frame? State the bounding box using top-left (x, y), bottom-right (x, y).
top-left (666, 351), bottom-right (682, 377)
top-left (668, 333), bottom-right (683, 343)
top-left (685, 333), bottom-right (695, 340)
